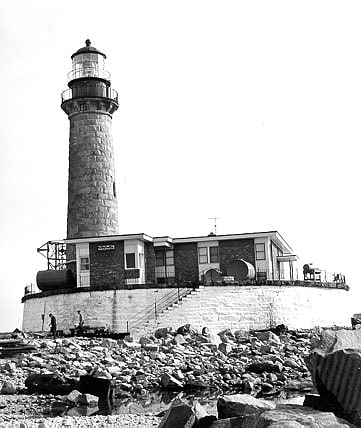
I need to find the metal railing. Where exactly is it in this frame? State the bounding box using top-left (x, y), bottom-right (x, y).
top-left (67, 67), bottom-right (111, 82)
top-left (61, 87), bottom-right (118, 104)
top-left (126, 287), bottom-right (194, 333)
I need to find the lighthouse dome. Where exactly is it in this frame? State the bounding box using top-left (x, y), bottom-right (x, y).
top-left (71, 39), bottom-right (106, 59)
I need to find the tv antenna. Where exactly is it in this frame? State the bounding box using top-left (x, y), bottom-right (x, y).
top-left (209, 217), bottom-right (220, 235)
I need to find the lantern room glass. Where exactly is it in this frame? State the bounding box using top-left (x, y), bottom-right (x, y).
top-left (69, 53), bottom-right (109, 81)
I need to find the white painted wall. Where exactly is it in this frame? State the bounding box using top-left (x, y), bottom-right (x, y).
top-left (197, 240), bottom-right (220, 280)
top-left (23, 285), bottom-right (352, 336)
top-left (124, 240), bottom-right (145, 283)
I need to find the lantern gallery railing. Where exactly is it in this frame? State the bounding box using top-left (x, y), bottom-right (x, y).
top-left (67, 67), bottom-right (111, 82)
top-left (61, 87), bottom-right (118, 103)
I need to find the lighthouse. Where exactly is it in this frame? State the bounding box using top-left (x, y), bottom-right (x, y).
top-left (61, 40), bottom-right (119, 240)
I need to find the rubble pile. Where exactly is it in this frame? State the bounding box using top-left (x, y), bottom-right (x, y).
top-left (0, 323), bottom-right (344, 427)
top-left (0, 325), bottom-right (313, 399)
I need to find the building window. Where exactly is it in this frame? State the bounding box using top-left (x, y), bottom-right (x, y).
top-left (155, 249), bottom-right (174, 266)
top-left (126, 253), bottom-right (136, 269)
top-left (79, 103), bottom-right (87, 111)
top-left (155, 250), bottom-right (165, 267)
top-left (209, 246), bottom-right (219, 263)
top-left (198, 247), bottom-right (208, 264)
top-left (80, 257), bottom-right (89, 271)
top-left (256, 243), bottom-right (266, 260)
top-left (166, 250), bottom-right (174, 266)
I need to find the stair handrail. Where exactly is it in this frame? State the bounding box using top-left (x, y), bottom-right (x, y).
top-left (126, 287), bottom-right (193, 332)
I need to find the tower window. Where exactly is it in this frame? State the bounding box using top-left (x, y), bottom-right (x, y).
top-left (79, 103), bottom-right (87, 111)
top-left (113, 182), bottom-right (117, 198)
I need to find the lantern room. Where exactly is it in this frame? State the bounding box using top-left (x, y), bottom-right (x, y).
top-left (69, 39), bottom-right (108, 81)
top-left (61, 40), bottom-right (118, 104)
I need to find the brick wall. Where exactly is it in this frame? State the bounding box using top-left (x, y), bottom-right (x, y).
top-left (174, 242), bottom-right (199, 283)
top-left (219, 239), bottom-right (256, 273)
top-left (89, 240), bottom-right (125, 288)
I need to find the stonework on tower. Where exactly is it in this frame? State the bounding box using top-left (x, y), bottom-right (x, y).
top-left (61, 40), bottom-right (119, 239)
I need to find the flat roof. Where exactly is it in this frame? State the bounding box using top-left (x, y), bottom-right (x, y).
top-left (64, 233), bottom-right (153, 244)
top-left (63, 230), bottom-right (293, 252)
top-left (172, 231), bottom-right (293, 252)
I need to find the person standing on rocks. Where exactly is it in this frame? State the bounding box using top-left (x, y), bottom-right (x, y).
top-left (77, 310), bottom-right (84, 334)
top-left (49, 313), bottom-right (57, 339)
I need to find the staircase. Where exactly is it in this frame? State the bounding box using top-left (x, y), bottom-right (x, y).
top-left (126, 287), bottom-right (197, 335)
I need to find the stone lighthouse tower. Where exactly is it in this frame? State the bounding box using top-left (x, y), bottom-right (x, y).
top-left (61, 40), bottom-right (119, 240)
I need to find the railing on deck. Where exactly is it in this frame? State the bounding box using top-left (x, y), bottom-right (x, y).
top-left (126, 287), bottom-right (194, 333)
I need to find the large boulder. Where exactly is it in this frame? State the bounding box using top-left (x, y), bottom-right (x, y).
top-left (309, 329), bottom-right (361, 355)
top-left (193, 401), bottom-right (217, 428)
top-left (257, 404), bottom-right (351, 427)
top-left (306, 329), bottom-right (361, 426)
top-left (306, 348), bottom-right (361, 425)
top-left (217, 394), bottom-right (275, 419)
top-left (158, 397), bottom-right (195, 428)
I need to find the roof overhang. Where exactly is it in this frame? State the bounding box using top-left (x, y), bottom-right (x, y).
top-left (173, 231), bottom-right (293, 253)
top-left (277, 254), bottom-right (298, 262)
top-left (64, 233), bottom-right (153, 245)
top-left (153, 236), bottom-right (173, 248)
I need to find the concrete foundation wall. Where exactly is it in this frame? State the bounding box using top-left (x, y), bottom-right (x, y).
top-left (22, 288), bottom-right (171, 333)
top-left (22, 286), bottom-right (351, 335)
top-left (141, 286), bottom-right (351, 335)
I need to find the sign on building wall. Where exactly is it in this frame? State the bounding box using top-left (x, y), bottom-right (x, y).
top-left (97, 245), bottom-right (115, 251)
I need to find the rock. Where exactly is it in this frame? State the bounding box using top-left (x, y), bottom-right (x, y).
top-left (143, 343), bottom-right (159, 352)
top-left (210, 415), bottom-right (258, 427)
top-left (284, 359), bottom-right (300, 369)
top-left (1, 380), bottom-right (17, 394)
top-left (193, 400), bottom-right (217, 428)
top-left (78, 393), bottom-right (98, 406)
top-left (258, 404), bottom-right (351, 427)
top-left (217, 394), bottom-right (275, 419)
top-left (285, 379), bottom-right (313, 391)
top-left (218, 343), bottom-right (232, 355)
top-left (202, 327), bottom-right (210, 336)
top-left (306, 348), bottom-right (361, 425)
top-left (155, 327), bottom-right (173, 339)
top-left (246, 361), bottom-right (281, 374)
top-left (160, 373), bottom-right (184, 390)
top-left (196, 335), bottom-right (211, 344)
top-left (158, 397), bottom-right (196, 428)
top-left (79, 374), bottom-right (114, 399)
top-left (4, 362), bottom-right (16, 372)
top-left (272, 324), bottom-right (288, 335)
top-left (139, 336), bottom-right (153, 345)
top-left (254, 331), bottom-right (281, 345)
top-left (173, 334), bottom-right (187, 345)
top-left (310, 329), bottom-right (361, 354)
top-left (123, 341), bottom-right (141, 349)
top-left (177, 324), bottom-right (198, 337)
top-left (66, 389), bottom-right (82, 403)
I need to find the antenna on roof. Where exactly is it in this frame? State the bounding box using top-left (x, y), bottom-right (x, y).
top-left (209, 217), bottom-right (220, 235)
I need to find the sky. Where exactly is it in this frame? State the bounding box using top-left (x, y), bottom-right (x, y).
top-left (0, 1), bottom-right (360, 331)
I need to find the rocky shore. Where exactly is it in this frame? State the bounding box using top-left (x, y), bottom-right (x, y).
top-left (0, 325), bottom-right (335, 427)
